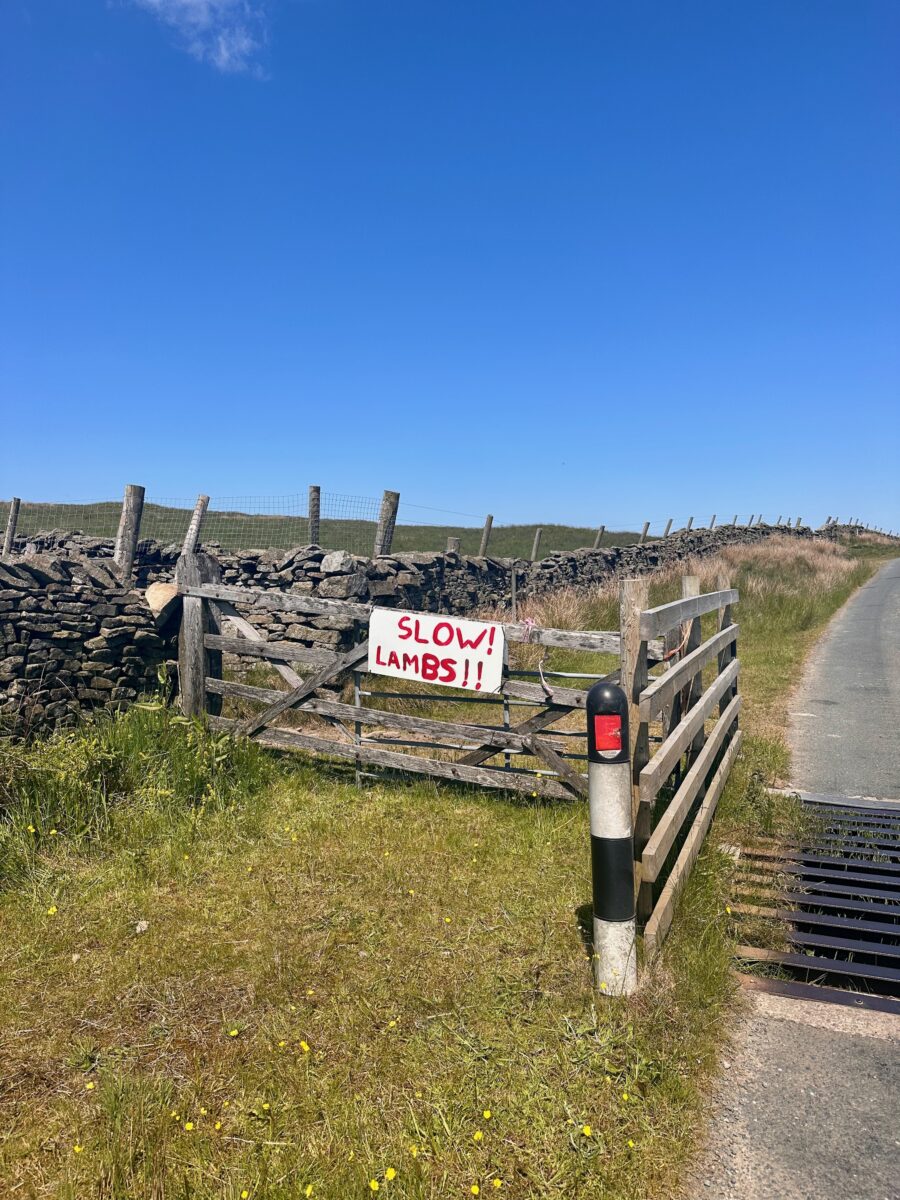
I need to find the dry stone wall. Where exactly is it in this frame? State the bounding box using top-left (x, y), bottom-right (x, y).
top-left (0, 554), bottom-right (174, 732)
top-left (0, 522), bottom-right (849, 731)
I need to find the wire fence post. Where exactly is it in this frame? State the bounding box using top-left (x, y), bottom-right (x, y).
top-left (510, 560), bottom-right (519, 621)
top-left (530, 527), bottom-right (543, 561)
top-left (373, 490), bottom-right (400, 556)
top-left (2, 497), bottom-right (20, 557)
top-left (182, 494), bottom-right (209, 555)
top-left (113, 484), bottom-right (145, 579)
top-left (308, 485), bottom-right (321, 546)
top-left (776, 515), bottom-right (782, 526)
top-left (709, 513), bottom-right (716, 530)
top-left (639, 521), bottom-right (650, 544)
top-left (479, 514), bottom-right (493, 557)
top-left (592, 525), bottom-right (605, 549)
top-left (685, 516), bottom-right (694, 531)
top-left (587, 681), bottom-right (637, 997)
top-left (732, 514), bottom-right (738, 526)
top-left (663, 518), bottom-right (672, 538)
top-left (795, 516), bottom-right (802, 528)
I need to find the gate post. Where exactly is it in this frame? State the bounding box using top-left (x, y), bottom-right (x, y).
top-left (587, 681), bottom-right (637, 996)
top-left (175, 551), bottom-right (222, 717)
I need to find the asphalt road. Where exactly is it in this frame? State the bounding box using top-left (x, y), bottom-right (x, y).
top-left (689, 556), bottom-right (900, 1200)
top-left (690, 993), bottom-right (900, 1200)
top-left (789, 557), bottom-right (900, 799)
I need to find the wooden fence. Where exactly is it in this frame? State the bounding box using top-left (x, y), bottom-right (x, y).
top-left (176, 554), bottom-right (741, 963)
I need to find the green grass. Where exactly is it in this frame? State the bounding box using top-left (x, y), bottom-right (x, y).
top-left (0, 536), bottom-right (895, 1199)
top-left (0, 499), bottom-right (639, 558)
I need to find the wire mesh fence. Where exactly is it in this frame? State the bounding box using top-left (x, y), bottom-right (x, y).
top-left (0, 493), bottom-right (804, 560)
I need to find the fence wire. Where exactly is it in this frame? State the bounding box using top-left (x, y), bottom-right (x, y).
top-left (0, 495), bottom-right (817, 560)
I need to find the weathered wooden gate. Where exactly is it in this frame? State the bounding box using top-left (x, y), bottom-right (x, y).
top-left (175, 553), bottom-right (741, 959)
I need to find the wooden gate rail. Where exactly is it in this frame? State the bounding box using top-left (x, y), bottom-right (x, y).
top-left (177, 564), bottom-right (630, 801)
top-left (620, 576), bottom-right (742, 955)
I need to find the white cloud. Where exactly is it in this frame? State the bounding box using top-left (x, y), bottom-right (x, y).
top-left (132, 0), bottom-right (269, 74)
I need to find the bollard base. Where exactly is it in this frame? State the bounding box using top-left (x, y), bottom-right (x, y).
top-left (593, 917), bottom-right (638, 996)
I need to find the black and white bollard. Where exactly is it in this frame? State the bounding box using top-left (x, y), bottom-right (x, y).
top-left (587, 681), bottom-right (637, 996)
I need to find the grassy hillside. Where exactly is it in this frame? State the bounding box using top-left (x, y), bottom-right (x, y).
top-left (0, 499), bottom-right (638, 558)
top-left (0, 536), bottom-right (893, 1200)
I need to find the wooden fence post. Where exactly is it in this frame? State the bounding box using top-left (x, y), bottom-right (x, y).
top-left (685, 516), bottom-right (694, 531)
top-left (681, 575), bottom-right (706, 772)
top-left (308, 485), bottom-right (321, 545)
top-left (776, 515), bottom-right (782, 526)
top-left (795, 517), bottom-right (801, 528)
top-left (748, 514), bottom-right (755, 527)
top-left (446, 536), bottom-right (460, 554)
top-left (373, 490), bottom-right (400, 556)
top-left (732, 514), bottom-right (738, 526)
top-left (592, 525), bottom-right (605, 549)
top-left (113, 484), bottom-right (145, 579)
top-left (182, 494), bottom-right (209, 555)
top-left (479, 514), bottom-right (493, 557)
top-left (709, 513), bottom-right (716, 530)
top-left (2, 497), bottom-right (20, 557)
top-left (639, 521), bottom-right (650, 544)
top-left (716, 571), bottom-right (738, 728)
top-left (619, 576), bottom-right (650, 848)
top-left (663, 518), bottom-right (672, 538)
top-left (510, 560), bottom-right (518, 621)
top-left (175, 551), bottom-right (222, 717)
top-left (530, 527), bottom-right (542, 560)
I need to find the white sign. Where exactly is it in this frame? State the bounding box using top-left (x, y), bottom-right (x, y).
top-left (367, 609), bottom-right (505, 693)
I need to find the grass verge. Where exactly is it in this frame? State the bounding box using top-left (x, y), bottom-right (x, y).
top-left (0, 536), bottom-right (894, 1199)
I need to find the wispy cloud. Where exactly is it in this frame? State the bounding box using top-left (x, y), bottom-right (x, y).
top-left (132, 1), bottom-right (270, 75)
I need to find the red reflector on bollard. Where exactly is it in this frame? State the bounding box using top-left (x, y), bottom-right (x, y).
top-left (594, 715), bottom-right (622, 751)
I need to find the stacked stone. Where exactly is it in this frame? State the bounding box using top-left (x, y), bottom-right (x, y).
top-left (0, 521), bottom-right (841, 733)
top-left (0, 554), bottom-right (174, 731)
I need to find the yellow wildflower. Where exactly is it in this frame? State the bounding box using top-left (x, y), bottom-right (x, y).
top-left (622, 1092), bottom-right (629, 1102)
top-left (408, 1145), bottom-right (419, 1158)
top-left (305, 1187), bottom-right (314, 1198)
top-left (300, 1040), bottom-right (310, 1053)
top-left (369, 1181), bottom-right (379, 1192)
top-left (473, 1130), bottom-right (483, 1142)
top-left (73, 1144), bottom-right (84, 1154)
top-left (85, 1081), bottom-right (95, 1091)
top-left (385, 1167), bottom-right (397, 1180)
top-left (492, 1182), bottom-right (503, 1191)
top-left (241, 1192), bottom-right (250, 1199)
top-left (582, 1125), bottom-right (592, 1137)
top-left (228, 1028), bottom-right (239, 1037)
top-left (215, 1121), bottom-right (222, 1131)
top-left (482, 1110), bottom-right (491, 1120)
top-left (278, 1040), bottom-right (287, 1048)
top-left (49, 829), bottom-right (58, 836)
top-left (471, 1187), bottom-right (480, 1196)
top-left (628, 1139), bottom-right (635, 1148)
top-left (47, 905), bottom-right (58, 916)
top-left (184, 1121), bottom-right (194, 1131)
top-left (262, 1102), bottom-right (270, 1112)
top-left (444, 917), bottom-right (451, 924)
top-left (27, 825), bottom-right (36, 834)
top-left (726, 905), bottom-right (732, 915)
top-left (199, 1107), bottom-right (207, 1115)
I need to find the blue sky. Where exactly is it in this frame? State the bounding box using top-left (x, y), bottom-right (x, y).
top-left (1, 1), bottom-right (898, 530)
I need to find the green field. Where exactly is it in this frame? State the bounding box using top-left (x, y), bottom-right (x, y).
top-left (0, 499), bottom-right (640, 558)
top-left (0, 535), bottom-right (892, 1199)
